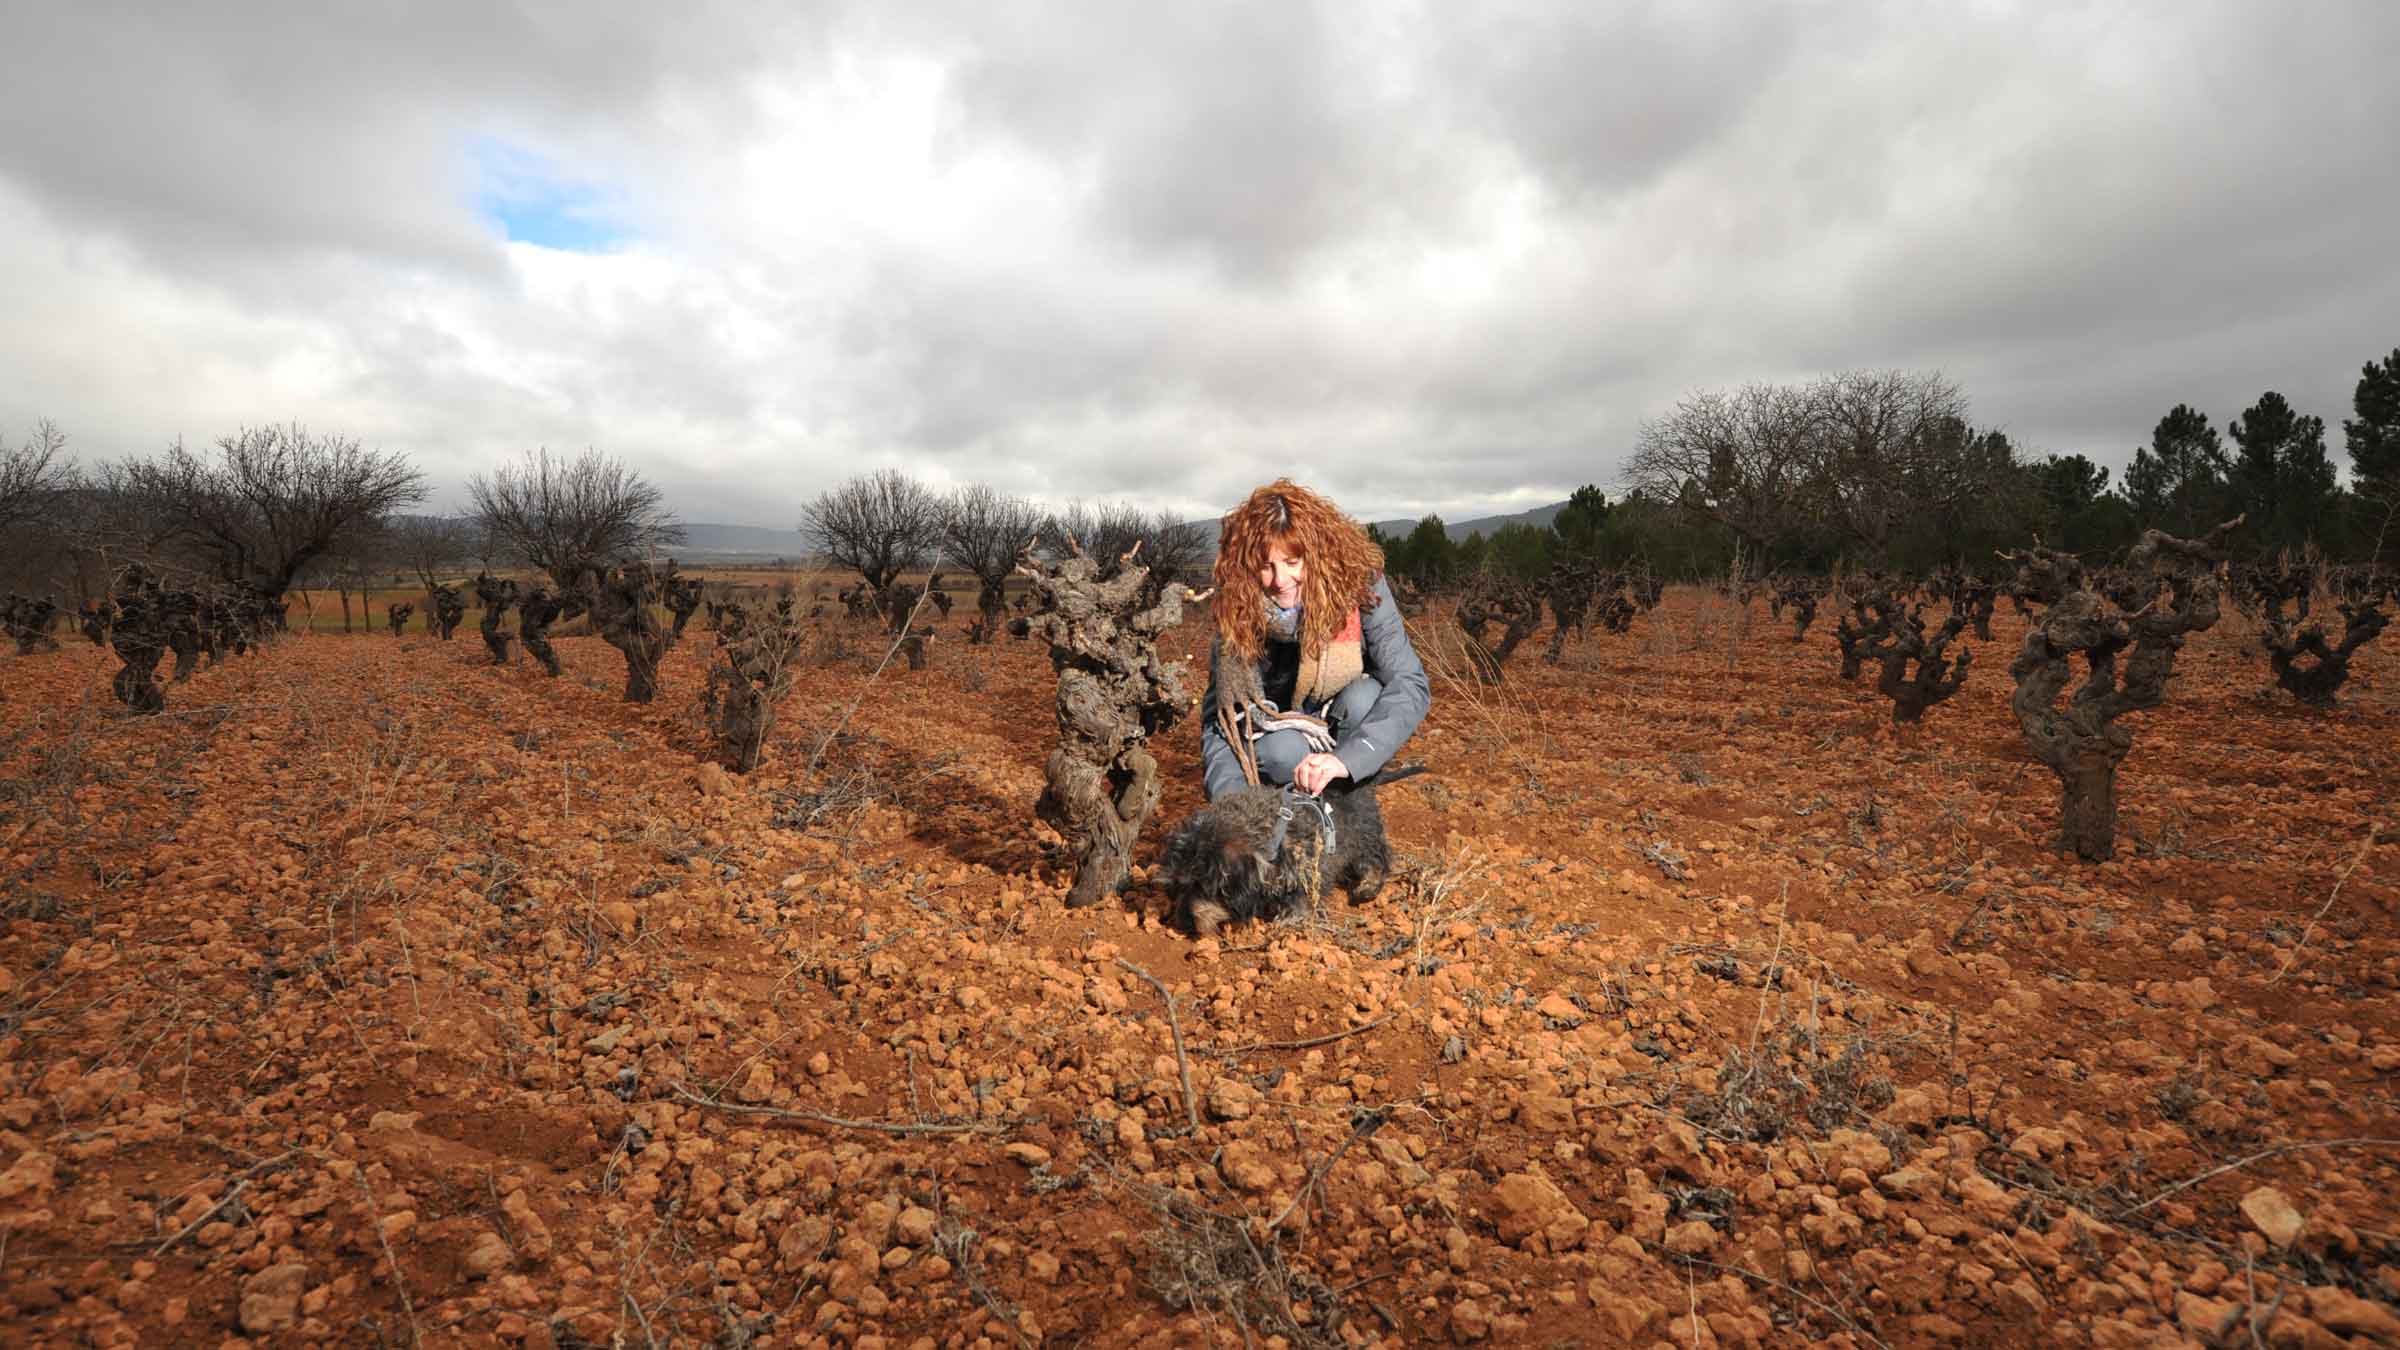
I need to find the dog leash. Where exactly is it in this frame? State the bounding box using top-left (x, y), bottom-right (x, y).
top-left (1266, 785), bottom-right (1337, 862)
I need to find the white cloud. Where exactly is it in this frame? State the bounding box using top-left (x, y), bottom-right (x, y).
top-left (1, 0), bottom-right (2395, 527)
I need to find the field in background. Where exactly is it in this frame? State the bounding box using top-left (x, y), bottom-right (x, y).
top-left (0, 588), bottom-right (2394, 1346)
top-left (283, 568), bottom-right (1007, 635)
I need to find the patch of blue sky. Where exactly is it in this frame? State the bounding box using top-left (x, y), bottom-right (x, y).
top-left (469, 135), bottom-right (632, 253)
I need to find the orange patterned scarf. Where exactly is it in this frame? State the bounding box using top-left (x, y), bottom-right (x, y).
top-left (1292, 606), bottom-right (1363, 711)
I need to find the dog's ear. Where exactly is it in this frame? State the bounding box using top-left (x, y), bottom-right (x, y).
top-left (1221, 838), bottom-right (1271, 883)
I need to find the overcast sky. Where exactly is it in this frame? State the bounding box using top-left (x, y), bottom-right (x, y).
top-left (3, 2), bottom-right (2395, 527)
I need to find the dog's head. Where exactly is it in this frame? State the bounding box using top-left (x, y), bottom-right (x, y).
top-left (1161, 808), bottom-right (1275, 938)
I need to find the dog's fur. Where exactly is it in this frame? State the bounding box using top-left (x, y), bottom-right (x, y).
top-left (1160, 766), bottom-right (1424, 937)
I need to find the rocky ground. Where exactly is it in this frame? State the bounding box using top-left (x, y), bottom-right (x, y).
top-left (0, 591), bottom-right (2394, 1348)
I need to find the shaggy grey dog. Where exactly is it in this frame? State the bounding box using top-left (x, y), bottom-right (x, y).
top-left (1159, 767), bottom-right (1423, 937)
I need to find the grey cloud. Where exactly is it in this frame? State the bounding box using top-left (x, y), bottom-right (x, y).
top-left (2, 0), bottom-right (2397, 531)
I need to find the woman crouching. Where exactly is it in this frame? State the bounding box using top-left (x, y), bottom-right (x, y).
top-left (1200, 479), bottom-right (1429, 800)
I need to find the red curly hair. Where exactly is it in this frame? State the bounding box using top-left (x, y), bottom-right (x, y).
top-left (1212, 479), bottom-right (1386, 662)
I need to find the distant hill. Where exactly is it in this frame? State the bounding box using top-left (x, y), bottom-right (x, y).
top-left (1366, 501), bottom-right (1570, 542)
top-left (1182, 499), bottom-right (1572, 554)
top-left (671, 522), bottom-right (814, 559)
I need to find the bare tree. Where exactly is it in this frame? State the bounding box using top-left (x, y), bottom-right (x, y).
top-left (1627, 383), bottom-right (1820, 556)
top-left (0, 420), bottom-right (74, 536)
top-left (324, 525), bottom-right (391, 634)
top-left (389, 515), bottom-right (474, 590)
top-left (1140, 511), bottom-right (1213, 595)
top-left (1807, 370), bottom-right (1980, 553)
top-left (1804, 367), bottom-right (1996, 552)
top-left (1046, 502), bottom-right (1209, 602)
top-left (104, 425), bottom-right (423, 601)
top-left (943, 483), bottom-right (1045, 643)
top-left (468, 448), bottom-right (683, 589)
top-left (803, 468), bottom-right (942, 592)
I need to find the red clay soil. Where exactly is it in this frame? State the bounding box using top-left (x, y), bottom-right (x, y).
top-left (0, 594), bottom-right (2395, 1348)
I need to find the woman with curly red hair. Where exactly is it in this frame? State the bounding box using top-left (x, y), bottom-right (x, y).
top-left (1201, 479), bottom-right (1430, 801)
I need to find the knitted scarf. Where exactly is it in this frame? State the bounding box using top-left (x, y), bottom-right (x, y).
top-left (1215, 598), bottom-right (1366, 787)
top-left (1289, 603), bottom-right (1363, 711)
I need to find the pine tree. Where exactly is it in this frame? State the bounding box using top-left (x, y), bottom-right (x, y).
top-left (2345, 348), bottom-right (2400, 489)
top-left (1553, 484), bottom-right (1609, 558)
top-left (2123, 405), bottom-right (2231, 538)
top-left (2228, 391), bottom-right (2333, 548)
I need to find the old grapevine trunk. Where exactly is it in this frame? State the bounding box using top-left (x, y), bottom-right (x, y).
top-left (1041, 733), bottom-right (1160, 911)
top-left (2058, 748), bottom-right (2121, 863)
top-left (2003, 520), bottom-right (2237, 863)
top-left (1019, 541), bottom-right (1209, 909)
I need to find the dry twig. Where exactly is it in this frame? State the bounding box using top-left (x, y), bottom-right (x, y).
top-left (2268, 826), bottom-right (2379, 984)
top-left (1222, 1011), bottom-right (1396, 1057)
top-left (668, 1083), bottom-right (999, 1136)
top-left (2116, 1137), bottom-right (2400, 1218)
top-left (1115, 958), bottom-right (1200, 1132)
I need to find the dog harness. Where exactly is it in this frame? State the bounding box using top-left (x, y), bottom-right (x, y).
top-left (1264, 785), bottom-right (1337, 863)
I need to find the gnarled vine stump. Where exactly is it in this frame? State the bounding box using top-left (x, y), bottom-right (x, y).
top-left (2004, 519), bottom-right (2240, 861)
top-left (2, 596), bottom-right (61, 655)
top-left (106, 565), bottom-right (168, 714)
top-left (1834, 581), bottom-right (1900, 680)
top-left (429, 583), bottom-right (467, 640)
top-left (474, 572), bottom-right (518, 664)
top-left (1018, 539), bottom-right (1211, 909)
top-left (703, 603), bottom-right (805, 772)
top-left (518, 587), bottom-right (566, 677)
top-left (2263, 599), bottom-right (2388, 707)
top-left (1875, 606), bottom-right (1972, 722)
top-left (589, 561), bottom-right (680, 703)
top-left (1455, 574), bottom-right (1541, 681)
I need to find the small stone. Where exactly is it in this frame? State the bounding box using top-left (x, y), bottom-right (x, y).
top-left (895, 1207), bottom-right (937, 1246)
top-left (1490, 1167), bottom-right (1589, 1252)
top-left (2305, 1284), bottom-right (2400, 1340)
top-left (2008, 1127), bottom-right (2067, 1161)
top-left (2239, 1187), bottom-right (2304, 1248)
top-left (601, 901), bottom-right (640, 936)
top-left (0, 1150), bottom-right (57, 1202)
top-left (239, 1263), bottom-right (308, 1335)
top-left (1207, 1078), bottom-right (1264, 1122)
top-left (1219, 1141), bottom-right (1277, 1193)
top-left (1519, 1094), bottom-right (1575, 1132)
top-left (1534, 994), bottom-right (1581, 1025)
top-left (1664, 1220), bottom-right (1720, 1255)
top-left (1877, 1167), bottom-right (1939, 1200)
top-left (2175, 1291), bottom-right (2238, 1341)
top-left (1003, 1142), bottom-right (1051, 1168)
top-left (463, 1232), bottom-right (514, 1278)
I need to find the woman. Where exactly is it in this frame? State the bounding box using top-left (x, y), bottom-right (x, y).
top-left (1201, 479), bottom-right (1430, 801)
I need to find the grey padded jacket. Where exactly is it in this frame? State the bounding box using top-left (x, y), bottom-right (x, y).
top-left (1199, 576), bottom-right (1430, 799)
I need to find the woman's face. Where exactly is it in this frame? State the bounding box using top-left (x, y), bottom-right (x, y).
top-left (1258, 539), bottom-right (1305, 608)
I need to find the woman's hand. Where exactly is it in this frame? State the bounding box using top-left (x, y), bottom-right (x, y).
top-left (1293, 752), bottom-right (1348, 796)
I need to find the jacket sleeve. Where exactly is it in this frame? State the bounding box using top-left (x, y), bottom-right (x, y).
top-left (1333, 577), bottom-right (1430, 782)
top-left (1197, 637), bottom-right (1250, 801)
